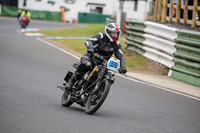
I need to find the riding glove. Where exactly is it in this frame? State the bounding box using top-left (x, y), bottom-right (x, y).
top-left (119, 67), bottom-right (127, 74)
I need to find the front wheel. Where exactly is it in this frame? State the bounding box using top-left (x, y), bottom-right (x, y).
top-left (61, 92), bottom-right (74, 107)
top-left (85, 78), bottom-right (111, 115)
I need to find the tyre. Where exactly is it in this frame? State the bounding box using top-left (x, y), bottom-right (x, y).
top-left (85, 78), bottom-right (111, 115)
top-left (61, 92), bottom-right (74, 107)
top-left (21, 24), bottom-right (26, 28)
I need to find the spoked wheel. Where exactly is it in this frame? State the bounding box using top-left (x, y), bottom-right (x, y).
top-left (61, 92), bottom-right (74, 107)
top-left (85, 78), bottom-right (111, 115)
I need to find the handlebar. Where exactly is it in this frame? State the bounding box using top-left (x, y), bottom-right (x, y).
top-left (92, 54), bottom-right (127, 76)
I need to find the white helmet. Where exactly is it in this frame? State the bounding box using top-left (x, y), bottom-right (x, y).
top-left (105, 23), bottom-right (121, 43)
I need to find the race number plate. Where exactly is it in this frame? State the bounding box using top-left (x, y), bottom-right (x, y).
top-left (107, 57), bottom-right (120, 72)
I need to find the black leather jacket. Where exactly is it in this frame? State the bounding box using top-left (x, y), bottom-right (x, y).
top-left (85, 32), bottom-right (126, 69)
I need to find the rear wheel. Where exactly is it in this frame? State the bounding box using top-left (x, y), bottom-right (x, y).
top-left (61, 92), bottom-right (74, 107)
top-left (85, 78), bottom-right (111, 115)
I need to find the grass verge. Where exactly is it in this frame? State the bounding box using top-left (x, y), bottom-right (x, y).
top-left (36, 23), bottom-right (150, 72)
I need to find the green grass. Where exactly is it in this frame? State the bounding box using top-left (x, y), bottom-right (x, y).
top-left (39, 23), bottom-right (105, 37)
top-left (36, 23), bottom-right (148, 71)
top-left (55, 39), bottom-right (87, 55)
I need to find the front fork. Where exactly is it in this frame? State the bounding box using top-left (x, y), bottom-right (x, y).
top-left (105, 70), bottom-right (115, 84)
top-left (92, 70), bottom-right (114, 94)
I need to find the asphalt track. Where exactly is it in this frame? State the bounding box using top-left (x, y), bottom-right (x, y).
top-left (0, 17), bottom-right (200, 133)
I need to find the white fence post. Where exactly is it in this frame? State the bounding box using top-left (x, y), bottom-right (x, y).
top-left (0, 4), bottom-right (1, 15)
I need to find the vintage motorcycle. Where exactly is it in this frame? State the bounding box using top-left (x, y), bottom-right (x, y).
top-left (57, 54), bottom-right (123, 115)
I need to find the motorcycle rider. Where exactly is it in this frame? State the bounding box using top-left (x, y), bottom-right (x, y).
top-left (20, 10), bottom-right (31, 27)
top-left (65, 23), bottom-right (127, 90)
top-left (20, 10), bottom-right (31, 20)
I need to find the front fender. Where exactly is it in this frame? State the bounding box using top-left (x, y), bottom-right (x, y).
top-left (104, 75), bottom-right (115, 84)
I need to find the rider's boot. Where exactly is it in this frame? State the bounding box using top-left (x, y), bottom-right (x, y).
top-left (65, 71), bottom-right (82, 91)
top-left (65, 73), bottom-right (76, 91)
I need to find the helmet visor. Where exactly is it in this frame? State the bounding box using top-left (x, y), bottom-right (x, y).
top-left (110, 31), bottom-right (120, 40)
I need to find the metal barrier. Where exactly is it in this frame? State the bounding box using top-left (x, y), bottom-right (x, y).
top-left (125, 19), bottom-right (200, 87)
top-left (105, 18), bottom-right (114, 24)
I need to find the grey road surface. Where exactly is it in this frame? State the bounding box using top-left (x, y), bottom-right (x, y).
top-left (0, 17), bottom-right (200, 133)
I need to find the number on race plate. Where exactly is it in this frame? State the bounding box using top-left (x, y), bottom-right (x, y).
top-left (107, 57), bottom-right (120, 72)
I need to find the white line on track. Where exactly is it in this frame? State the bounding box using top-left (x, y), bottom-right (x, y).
top-left (36, 37), bottom-right (200, 101)
top-left (36, 37), bottom-right (79, 60)
top-left (16, 29), bottom-right (23, 35)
